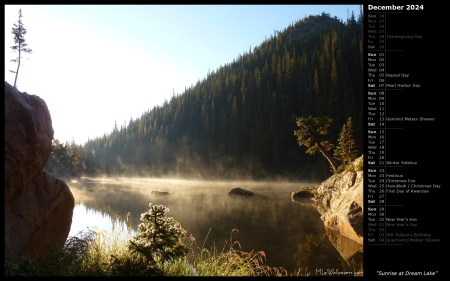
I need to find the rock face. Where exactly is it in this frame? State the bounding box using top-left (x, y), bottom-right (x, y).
top-left (4, 82), bottom-right (75, 259)
top-left (314, 156), bottom-right (364, 247)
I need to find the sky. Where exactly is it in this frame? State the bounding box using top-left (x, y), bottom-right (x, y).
top-left (4, 4), bottom-right (361, 145)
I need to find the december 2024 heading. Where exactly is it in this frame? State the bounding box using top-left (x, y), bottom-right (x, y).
top-left (368, 4), bottom-right (424, 11)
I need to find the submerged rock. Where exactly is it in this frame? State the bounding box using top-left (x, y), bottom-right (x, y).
top-left (228, 187), bottom-right (254, 196)
top-left (291, 190), bottom-right (314, 202)
top-left (151, 191), bottom-right (170, 196)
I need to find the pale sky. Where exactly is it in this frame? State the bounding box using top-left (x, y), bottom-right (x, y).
top-left (5, 4), bottom-right (361, 145)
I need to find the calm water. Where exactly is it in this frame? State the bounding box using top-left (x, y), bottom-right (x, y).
top-left (67, 177), bottom-right (349, 275)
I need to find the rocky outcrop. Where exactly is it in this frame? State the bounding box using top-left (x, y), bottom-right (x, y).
top-left (314, 155), bottom-right (364, 247)
top-left (4, 81), bottom-right (75, 259)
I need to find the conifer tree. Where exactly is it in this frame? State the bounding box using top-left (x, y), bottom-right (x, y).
top-left (294, 115), bottom-right (338, 172)
top-left (10, 8), bottom-right (32, 88)
top-left (334, 117), bottom-right (358, 169)
top-left (128, 203), bottom-right (189, 266)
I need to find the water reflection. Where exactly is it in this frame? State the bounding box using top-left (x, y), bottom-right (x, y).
top-left (324, 227), bottom-right (364, 274)
top-left (294, 233), bottom-right (363, 276)
top-left (67, 177), bottom-right (346, 274)
top-left (69, 203), bottom-right (133, 237)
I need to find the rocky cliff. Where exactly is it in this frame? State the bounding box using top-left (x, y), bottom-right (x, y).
top-left (313, 155), bottom-right (364, 267)
top-left (4, 81), bottom-right (75, 259)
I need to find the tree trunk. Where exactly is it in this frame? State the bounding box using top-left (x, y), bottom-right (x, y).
top-left (316, 142), bottom-right (338, 172)
top-left (13, 50), bottom-right (21, 88)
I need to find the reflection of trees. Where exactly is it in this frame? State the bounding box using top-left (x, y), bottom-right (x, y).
top-left (294, 234), bottom-right (352, 276)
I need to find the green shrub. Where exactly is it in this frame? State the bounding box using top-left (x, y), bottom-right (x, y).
top-left (128, 204), bottom-right (189, 265)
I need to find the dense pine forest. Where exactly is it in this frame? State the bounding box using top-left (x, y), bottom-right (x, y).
top-left (46, 12), bottom-right (364, 181)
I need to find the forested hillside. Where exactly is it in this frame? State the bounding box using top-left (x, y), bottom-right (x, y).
top-left (49, 12), bottom-right (363, 181)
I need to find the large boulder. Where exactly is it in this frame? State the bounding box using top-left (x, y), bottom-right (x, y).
top-left (4, 82), bottom-right (75, 259)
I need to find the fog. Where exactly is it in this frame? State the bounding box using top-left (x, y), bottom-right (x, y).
top-left (68, 177), bottom-right (339, 273)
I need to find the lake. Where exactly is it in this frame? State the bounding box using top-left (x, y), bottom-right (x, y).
top-left (67, 177), bottom-right (350, 275)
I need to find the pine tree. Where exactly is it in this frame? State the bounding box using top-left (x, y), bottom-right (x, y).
top-left (128, 203), bottom-right (189, 266)
top-left (294, 115), bottom-right (338, 172)
top-left (10, 8), bottom-right (32, 88)
top-left (334, 117), bottom-right (358, 169)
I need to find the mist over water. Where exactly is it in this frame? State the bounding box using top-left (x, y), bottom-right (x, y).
top-left (68, 177), bottom-right (339, 273)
